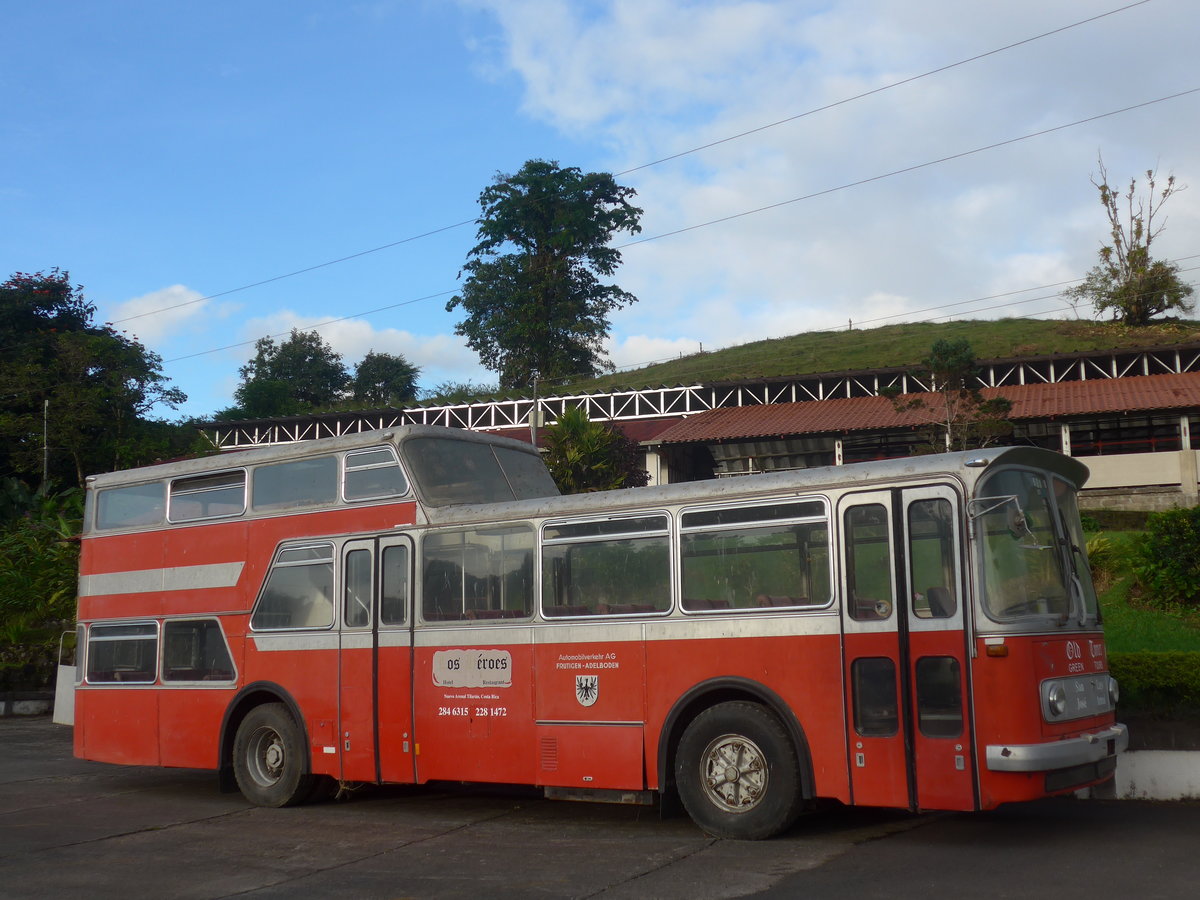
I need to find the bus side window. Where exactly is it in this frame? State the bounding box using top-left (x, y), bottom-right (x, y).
top-left (844, 504), bottom-right (894, 620)
top-left (680, 501), bottom-right (829, 612)
top-left (380, 544), bottom-right (409, 625)
top-left (422, 527), bottom-right (533, 622)
top-left (251, 543), bottom-right (335, 630)
top-left (252, 456), bottom-right (338, 512)
top-left (344, 548), bottom-right (372, 628)
top-left (95, 482), bottom-right (164, 530)
top-left (541, 516), bottom-right (670, 618)
top-left (86, 623), bottom-right (158, 684)
top-left (344, 446), bottom-right (408, 502)
top-left (169, 470), bottom-right (245, 522)
top-left (162, 619), bottom-right (236, 682)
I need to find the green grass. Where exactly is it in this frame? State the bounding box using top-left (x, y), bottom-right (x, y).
top-left (1101, 579), bottom-right (1200, 652)
top-left (1094, 531), bottom-right (1200, 652)
top-left (560, 317), bottom-right (1200, 396)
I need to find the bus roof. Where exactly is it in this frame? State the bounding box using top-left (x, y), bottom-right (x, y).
top-left (418, 444), bottom-right (1090, 528)
top-left (84, 424), bottom-right (543, 489)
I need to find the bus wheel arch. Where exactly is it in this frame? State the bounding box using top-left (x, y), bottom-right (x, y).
top-left (658, 679), bottom-right (814, 838)
top-left (218, 683), bottom-right (311, 799)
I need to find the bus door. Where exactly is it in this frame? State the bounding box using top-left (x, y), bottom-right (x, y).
top-left (901, 484), bottom-right (973, 811)
top-left (339, 536), bottom-right (415, 784)
top-left (839, 485), bottom-right (973, 811)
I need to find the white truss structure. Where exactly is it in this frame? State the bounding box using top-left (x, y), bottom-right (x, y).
top-left (202, 343), bottom-right (1200, 449)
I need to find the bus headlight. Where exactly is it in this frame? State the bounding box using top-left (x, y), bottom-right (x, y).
top-left (1108, 676), bottom-right (1120, 707)
top-left (1047, 683), bottom-right (1068, 718)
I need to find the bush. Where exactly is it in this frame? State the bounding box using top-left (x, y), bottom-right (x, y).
top-left (1109, 651), bottom-right (1200, 718)
top-left (1132, 505), bottom-right (1200, 608)
top-left (0, 481), bottom-right (82, 689)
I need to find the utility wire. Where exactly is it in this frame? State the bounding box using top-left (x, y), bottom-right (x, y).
top-left (116, 0), bottom-right (1155, 328)
top-left (615, 0), bottom-right (1154, 176)
top-left (617, 89), bottom-right (1200, 250)
top-left (162, 86), bottom-right (1200, 367)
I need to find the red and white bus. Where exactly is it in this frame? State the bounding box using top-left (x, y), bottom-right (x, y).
top-left (74, 425), bottom-right (1126, 839)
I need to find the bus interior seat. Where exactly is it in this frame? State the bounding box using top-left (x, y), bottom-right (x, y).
top-left (925, 586), bottom-right (954, 618)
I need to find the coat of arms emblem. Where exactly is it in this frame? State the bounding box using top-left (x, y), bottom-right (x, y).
top-left (575, 675), bottom-right (599, 707)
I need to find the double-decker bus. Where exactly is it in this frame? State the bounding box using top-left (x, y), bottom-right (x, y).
top-left (73, 425), bottom-right (1126, 839)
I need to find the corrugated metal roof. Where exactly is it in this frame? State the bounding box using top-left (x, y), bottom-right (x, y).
top-left (652, 371), bottom-right (1200, 445)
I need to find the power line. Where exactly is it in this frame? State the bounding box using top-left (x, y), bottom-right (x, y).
top-left (617, 89), bottom-right (1200, 251)
top-left (161, 86), bottom-right (1200, 370)
top-left (113, 1), bottom-right (1155, 328)
top-left (615, 0), bottom-right (1154, 176)
top-left (165, 289), bottom-right (457, 363)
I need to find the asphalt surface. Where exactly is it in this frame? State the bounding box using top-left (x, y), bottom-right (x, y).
top-left (1, 716), bottom-right (1196, 899)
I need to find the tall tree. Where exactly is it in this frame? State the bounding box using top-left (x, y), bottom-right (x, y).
top-left (447, 159), bottom-right (643, 390)
top-left (229, 329), bottom-right (349, 418)
top-left (351, 350), bottom-right (420, 407)
top-left (1064, 157), bottom-right (1194, 325)
top-left (0, 270), bottom-right (186, 485)
top-left (885, 339), bottom-right (1012, 453)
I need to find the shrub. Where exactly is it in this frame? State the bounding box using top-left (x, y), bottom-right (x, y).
top-left (0, 482), bottom-right (82, 689)
top-left (1109, 651), bottom-right (1200, 717)
top-left (1132, 505), bottom-right (1200, 609)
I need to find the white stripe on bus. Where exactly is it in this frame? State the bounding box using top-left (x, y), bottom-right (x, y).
top-left (79, 562), bottom-right (245, 597)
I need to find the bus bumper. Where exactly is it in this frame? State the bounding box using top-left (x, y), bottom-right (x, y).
top-left (986, 723), bottom-right (1128, 773)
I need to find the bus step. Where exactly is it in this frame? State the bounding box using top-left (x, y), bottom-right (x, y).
top-left (544, 786), bottom-right (655, 806)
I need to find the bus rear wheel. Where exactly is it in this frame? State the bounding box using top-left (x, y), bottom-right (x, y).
top-left (675, 701), bottom-right (803, 840)
top-left (233, 703), bottom-right (314, 807)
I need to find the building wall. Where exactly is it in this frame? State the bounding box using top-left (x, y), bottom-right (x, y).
top-left (1078, 450), bottom-right (1199, 511)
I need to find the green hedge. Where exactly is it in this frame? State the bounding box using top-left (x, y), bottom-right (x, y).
top-left (1109, 651), bottom-right (1200, 717)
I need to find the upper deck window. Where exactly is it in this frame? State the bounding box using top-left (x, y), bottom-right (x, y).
top-left (95, 482), bottom-right (165, 530)
top-left (252, 455), bottom-right (337, 512)
top-left (405, 437), bottom-right (558, 506)
top-left (169, 470), bottom-right (246, 522)
top-left (344, 446), bottom-right (408, 501)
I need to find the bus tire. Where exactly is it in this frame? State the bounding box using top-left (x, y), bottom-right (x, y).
top-left (232, 703), bottom-right (313, 807)
top-left (675, 701), bottom-right (803, 840)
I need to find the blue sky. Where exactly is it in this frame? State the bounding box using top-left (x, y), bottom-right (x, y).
top-left (4, 0), bottom-right (1199, 420)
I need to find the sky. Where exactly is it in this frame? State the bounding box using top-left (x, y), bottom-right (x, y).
top-left (3, 0), bottom-right (1199, 421)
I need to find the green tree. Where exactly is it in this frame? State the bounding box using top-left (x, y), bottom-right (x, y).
top-left (1133, 505), bottom-right (1200, 610)
top-left (0, 270), bottom-right (186, 486)
top-left (229, 329), bottom-right (349, 418)
top-left (541, 407), bottom-right (649, 493)
top-left (0, 479), bottom-right (82, 688)
top-left (447, 159), bottom-right (643, 390)
top-left (351, 350), bottom-right (420, 406)
top-left (1064, 158), bottom-right (1194, 325)
top-left (886, 338), bottom-right (1012, 453)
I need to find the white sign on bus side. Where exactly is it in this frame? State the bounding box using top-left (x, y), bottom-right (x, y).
top-left (432, 649), bottom-right (513, 688)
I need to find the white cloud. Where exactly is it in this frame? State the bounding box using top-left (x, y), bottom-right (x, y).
top-left (236, 310), bottom-right (491, 389)
top-left (108, 285), bottom-right (212, 344)
top-left (465, 0), bottom-right (1200, 364)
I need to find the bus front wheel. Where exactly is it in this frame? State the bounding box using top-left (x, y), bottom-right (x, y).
top-left (675, 701), bottom-right (803, 840)
top-left (233, 703), bottom-right (314, 807)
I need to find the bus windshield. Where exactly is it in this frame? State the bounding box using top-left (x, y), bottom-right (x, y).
top-left (404, 436), bottom-right (559, 506)
top-left (974, 467), bottom-right (1098, 626)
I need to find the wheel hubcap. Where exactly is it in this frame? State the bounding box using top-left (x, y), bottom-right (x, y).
top-left (700, 734), bottom-right (768, 813)
top-left (248, 726), bottom-right (285, 787)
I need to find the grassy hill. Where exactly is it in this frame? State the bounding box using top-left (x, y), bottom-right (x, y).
top-left (559, 318), bottom-right (1200, 396)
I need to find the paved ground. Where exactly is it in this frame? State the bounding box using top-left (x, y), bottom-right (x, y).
top-left (2, 716), bottom-right (1197, 899)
